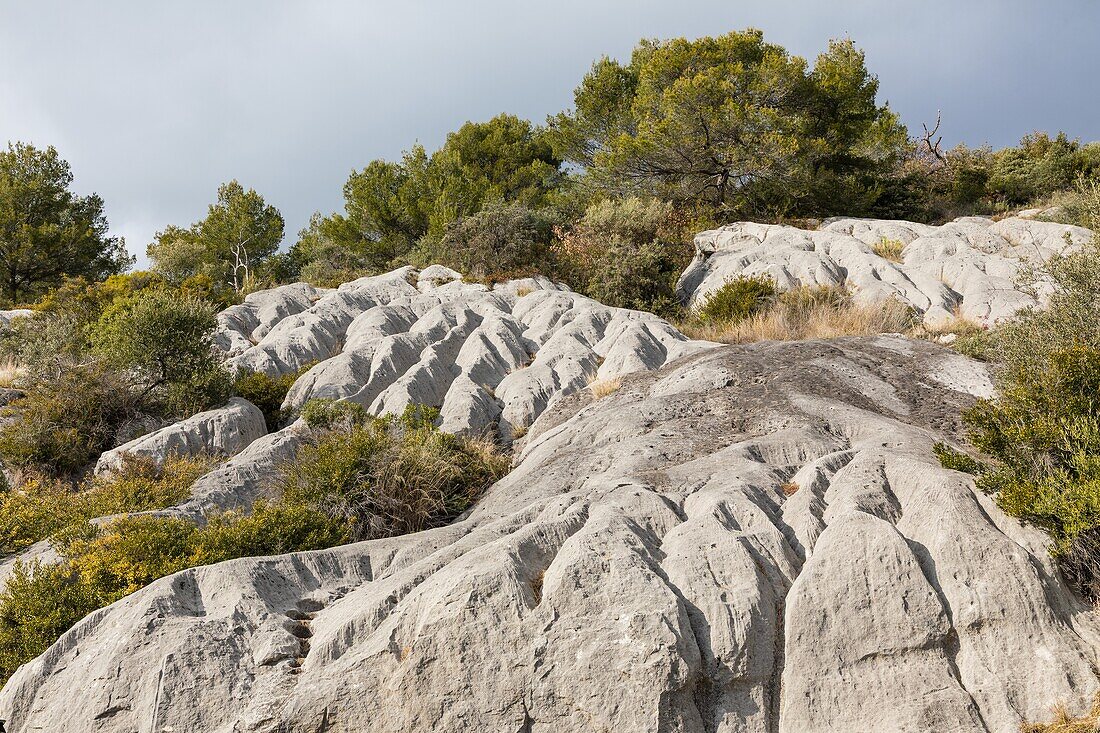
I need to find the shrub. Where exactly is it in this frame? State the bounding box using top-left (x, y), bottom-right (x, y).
top-left (1055, 175), bottom-right (1100, 230)
top-left (872, 237), bottom-right (905, 262)
top-left (958, 233), bottom-right (1100, 598)
top-left (0, 561), bottom-right (99, 684)
top-left (92, 289), bottom-right (231, 416)
top-left (695, 276), bottom-right (777, 326)
top-left (0, 454), bottom-right (213, 556)
top-left (426, 202), bottom-right (553, 280)
top-left (0, 363), bottom-right (141, 475)
top-left (281, 401), bottom-right (508, 540)
top-left (552, 197), bottom-right (687, 315)
top-left (299, 397), bottom-right (369, 431)
top-left (233, 362), bottom-right (317, 431)
top-left (190, 500), bottom-right (347, 565)
top-left (0, 502), bottom-right (344, 682)
top-left (932, 442), bottom-right (983, 475)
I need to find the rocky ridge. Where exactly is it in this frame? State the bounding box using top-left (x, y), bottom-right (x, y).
top-left (678, 215), bottom-right (1090, 324)
top-left (1, 217), bottom-right (1099, 731)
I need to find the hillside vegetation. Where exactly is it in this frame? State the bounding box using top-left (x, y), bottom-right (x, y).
top-left (1, 26), bottom-right (1099, 709)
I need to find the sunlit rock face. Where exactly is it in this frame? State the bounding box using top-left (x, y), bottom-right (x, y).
top-left (679, 215), bottom-right (1092, 326)
top-left (3, 333), bottom-right (1098, 732)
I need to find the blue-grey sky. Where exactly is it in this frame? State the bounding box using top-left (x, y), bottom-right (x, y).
top-left (1, 1), bottom-right (1097, 267)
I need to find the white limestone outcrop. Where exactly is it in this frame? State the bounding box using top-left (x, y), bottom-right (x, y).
top-left (678, 215), bottom-right (1092, 325)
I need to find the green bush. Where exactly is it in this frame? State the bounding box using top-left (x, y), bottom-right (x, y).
top-left (933, 442), bottom-right (983, 475)
top-left (695, 276), bottom-right (777, 325)
top-left (0, 561), bottom-right (100, 683)
top-left (0, 454), bottom-right (213, 556)
top-left (552, 197), bottom-right (688, 315)
top-left (92, 289), bottom-right (231, 416)
top-left (233, 362), bottom-right (316, 431)
top-left (282, 401), bottom-right (508, 540)
top-left (425, 201), bottom-right (553, 280)
top-left (0, 364), bottom-right (141, 475)
top-left (959, 229), bottom-right (1100, 598)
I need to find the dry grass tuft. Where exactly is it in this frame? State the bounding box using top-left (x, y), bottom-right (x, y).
top-left (872, 237), bottom-right (906, 262)
top-left (912, 309), bottom-right (985, 342)
top-left (781, 481), bottom-right (800, 496)
top-left (0, 356), bottom-right (25, 388)
top-left (515, 286), bottom-right (535, 298)
top-left (1022, 696), bottom-right (1100, 732)
top-left (530, 569), bottom-right (545, 604)
top-left (587, 378), bottom-right (622, 399)
top-left (681, 286), bottom-right (917, 344)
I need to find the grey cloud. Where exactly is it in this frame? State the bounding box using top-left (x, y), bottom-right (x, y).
top-left (1, 0), bottom-right (1097, 267)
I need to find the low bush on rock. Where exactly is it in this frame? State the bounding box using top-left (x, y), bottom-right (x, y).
top-left (285, 400), bottom-right (508, 540)
top-left (872, 237), bottom-right (906, 262)
top-left (233, 361), bottom-right (317, 431)
top-left (694, 276), bottom-right (777, 326)
top-left (949, 224), bottom-right (1100, 598)
top-left (0, 402), bottom-right (507, 685)
top-left (0, 454), bottom-right (214, 557)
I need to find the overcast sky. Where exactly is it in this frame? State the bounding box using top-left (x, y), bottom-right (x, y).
top-left (2, 1), bottom-right (1097, 267)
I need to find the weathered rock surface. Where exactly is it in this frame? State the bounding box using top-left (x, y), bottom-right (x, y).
top-left (678, 216), bottom-right (1092, 325)
top-left (172, 269), bottom-right (713, 516)
top-left (93, 397), bottom-right (268, 476)
top-left (3, 337), bottom-right (1096, 732)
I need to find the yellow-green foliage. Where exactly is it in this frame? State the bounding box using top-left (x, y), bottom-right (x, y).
top-left (872, 237), bottom-right (905, 262)
top-left (0, 500), bottom-right (345, 683)
top-left (0, 454), bottom-right (214, 557)
top-left (0, 402), bottom-right (508, 684)
top-left (284, 400), bottom-right (508, 540)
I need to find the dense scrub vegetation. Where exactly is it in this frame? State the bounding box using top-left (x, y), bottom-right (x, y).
top-left (935, 184), bottom-right (1100, 599)
top-left (0, 401), bottom-right (506, 684)
top-left (0, 277), bottom-right (231, 476)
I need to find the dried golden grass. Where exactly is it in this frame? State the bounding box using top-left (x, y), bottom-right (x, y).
top-left (587, 378), bottom-right (622, 399)
top-left (0, 356), bottom-right (25, 388)
top-left (911, 307), bottom-right (985, 341)
top-left (681, 287), bottom-right (917, 344)
top-left (872, 237), bottom-right (906, 262)
top-left (1022, 696), bottom-right (1100, 732)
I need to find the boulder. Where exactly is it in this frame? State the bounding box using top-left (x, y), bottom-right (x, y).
top-left (93, 397), bottom-right (267, 476)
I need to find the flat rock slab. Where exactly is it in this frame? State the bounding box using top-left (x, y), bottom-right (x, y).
top-left (3, 338), bottom-right (1096, 732)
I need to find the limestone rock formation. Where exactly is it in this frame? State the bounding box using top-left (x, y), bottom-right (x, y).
top-left (678, 215), bottom-right (1092, 325)
top-left (94, 397), bottom-right (267, 476)
top-left (2, 337), bottom-right (1097, 732)
top-left (163, 269), bottom-right (712, 517)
